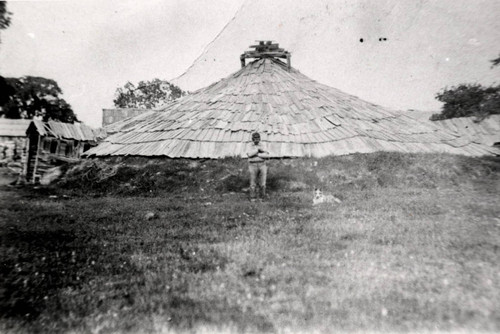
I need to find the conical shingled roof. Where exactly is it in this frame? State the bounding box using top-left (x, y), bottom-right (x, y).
top-left (87, 58), bottom-right (496, 158)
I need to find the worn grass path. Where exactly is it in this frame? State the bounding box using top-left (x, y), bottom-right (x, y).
top-left (1, 153), bottom-right (499, 333)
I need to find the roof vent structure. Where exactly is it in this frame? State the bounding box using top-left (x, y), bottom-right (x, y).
top-left (240, 41), bottom-right (291, 70)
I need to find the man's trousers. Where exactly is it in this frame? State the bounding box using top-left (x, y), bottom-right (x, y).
top-left (248, 161), bottom-right (267, 197)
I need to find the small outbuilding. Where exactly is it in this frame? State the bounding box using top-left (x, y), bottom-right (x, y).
top-left (24, 120), bottom-right (106, 182)
top-left (0, 118), bottom-right (31, 163)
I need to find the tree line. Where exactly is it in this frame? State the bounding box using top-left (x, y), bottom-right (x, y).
top-left (113, 78), bottom-right (186, 109)
top-left (430, 55), bottom-right (499, 121)
top-left (0, 2), bottom-right (78, 123)
top-left (0, 75), bottom-right (186, 123)
top-left (0, 76), bottom-right (78, 123)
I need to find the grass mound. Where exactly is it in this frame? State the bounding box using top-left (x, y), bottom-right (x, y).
top-left (58, 158), bottom-right (214, 196)
top-left (57, 152), bottom-right (499, 197)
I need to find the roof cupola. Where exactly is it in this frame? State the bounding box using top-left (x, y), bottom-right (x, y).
top-left (240, 41), bottom-right (291, 70)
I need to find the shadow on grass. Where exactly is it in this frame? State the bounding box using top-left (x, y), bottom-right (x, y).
top-left (1, 228), bottom-right (84, 320)
top-left (0, 196), bottom-right (274, 333)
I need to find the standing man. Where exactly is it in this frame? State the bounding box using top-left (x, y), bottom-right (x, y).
top-left (246, 132), bottom-right (269, 200)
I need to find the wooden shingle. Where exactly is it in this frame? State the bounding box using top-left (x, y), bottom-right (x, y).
top-left (85, 56), bottom-right (497, 158)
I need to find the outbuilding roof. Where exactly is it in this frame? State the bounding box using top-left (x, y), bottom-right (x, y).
top-left (0, 119), bottom-right (32, 137)
top-left (28, 120), bottom-right (106, 141)
top-left (85, 56), bottom-right (497, 158)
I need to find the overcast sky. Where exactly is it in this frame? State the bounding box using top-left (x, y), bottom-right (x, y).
top-left (1, 0), bottom-right (499, 128)
top-left (0, 0), bottom-right (244, 128)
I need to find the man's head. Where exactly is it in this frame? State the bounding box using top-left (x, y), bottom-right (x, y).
top-left (252, 132), bottom-right (260, 145)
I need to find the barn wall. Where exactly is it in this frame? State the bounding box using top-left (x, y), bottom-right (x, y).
top-left (102, 108), bottom-right (147, 127)
top-left (0, 136), bottom-right (28, 162)
top-left (1, 136), bottom-right (28, 179)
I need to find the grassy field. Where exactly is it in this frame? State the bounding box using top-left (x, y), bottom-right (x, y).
top-left (1, 152), bottom-right (499, 333)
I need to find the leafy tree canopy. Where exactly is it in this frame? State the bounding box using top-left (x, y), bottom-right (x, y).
top-left (0, 76), bottom-right (79, 123)
top-left (431, 83), bottom-right (500, 121)
top-left (491, 54), bottom-right (500, 68)
top-left (0, 1), bottom-right (11, 31)
top-left (431, 54), bottom-right (500, 121)
top-left (113, 78), bottom-right (187, 109)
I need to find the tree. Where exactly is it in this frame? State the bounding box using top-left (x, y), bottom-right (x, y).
top-left (113, 78), bottom-right (187, 109)
top-left (0, 76), bottom-right (79, 123)
top-left (0, 1), bottom-right (11, 31)
top-left (431, 54), bottom-right (500, 121)
top-left (0, 1), bottom-right (12, 44)
top-left (430, 83), bottom-right (500, 121)
top-left (491, 54), bottom-right (500, 68)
